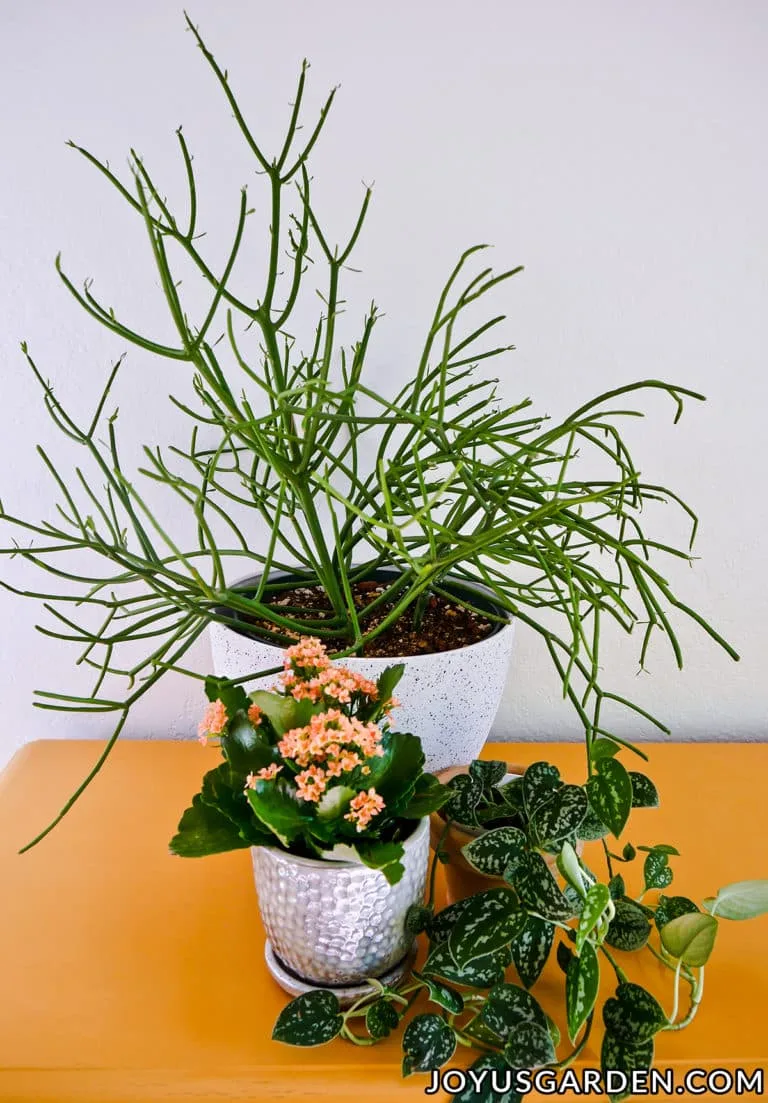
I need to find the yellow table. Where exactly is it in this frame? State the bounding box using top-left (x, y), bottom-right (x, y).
top-left (0, 739), bottom-right (766, 1102)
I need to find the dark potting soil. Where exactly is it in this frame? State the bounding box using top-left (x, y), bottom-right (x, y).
top-left (242, 582), bottom-right (496, 658)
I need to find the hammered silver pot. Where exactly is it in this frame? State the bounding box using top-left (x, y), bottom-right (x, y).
top-left (251, 817), bottom-right (430, 986)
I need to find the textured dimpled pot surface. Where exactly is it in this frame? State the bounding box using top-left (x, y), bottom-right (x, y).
top-left (209, 617), bottom-right (515, 773)
top-left (251, 817), bottom-right (430, 986)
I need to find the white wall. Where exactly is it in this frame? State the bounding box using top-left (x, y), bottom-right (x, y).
top-left (1, 0), bottom-right (766, 768)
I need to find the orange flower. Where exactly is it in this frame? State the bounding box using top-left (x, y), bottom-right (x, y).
top-left (244, 764), bottom-right (282, 788)
top-left (198, 699), bottom-right (227, 744)
top-left (247, 702), bottom-right (263, 727)
top-left (344, 787), bottom-right (385, 832)
top-left (295, 765), bottom-right (328, 803)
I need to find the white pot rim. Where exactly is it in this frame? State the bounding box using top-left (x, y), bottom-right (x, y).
top-left (253, 814), bottom-right (429, 870)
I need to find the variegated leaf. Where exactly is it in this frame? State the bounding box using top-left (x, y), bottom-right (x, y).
top-left (423, 939), bottom-right (511, 989)
top-left (586, 759), bottom-right (633, 838)
top-left (510, 913), bottom-right (555, 988)
top-left (606, 901), bottom-right (650, 952)
top-left (462, 826), bottom-right (527, 877)
top-left (448, 887), bottom-right (523, 967)
top-left (507, 851), bottom-right (574, 922)
top-left (575, 883), bottom-right (610, 952)
top-left (566, 940), bottom-right (599, 1042)
top-left (602, 983), bottom-right (667, 1044)
top-left (522, 762), bottom-right (561, 815)
top-left (402, 1012), bottom-right (456, 1076)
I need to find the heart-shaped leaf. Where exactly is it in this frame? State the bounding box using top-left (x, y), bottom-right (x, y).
top-left (557, 940), bottom-right (575, 974)
top-left (509, 914), bottom-right (555, 989)
top-left (601, 1032), bottom-right (654, 1102)
top-left (591, 737), bottom-right (620, 761)
top-left (413, 970), bottom-right (464, 1013)
top-left (576, 883), bottom-right (611, 952)
top-left (428, 896), bottom-right (476, 943)
top-left (629, 772), bottom-right (659, 808)
top-left (400, 773), bottom-right (452, 818)
top-left (522, 762), bottom-right (561, 815)
top-left (586, 759), bottom-right (633, 838)
top-left (566, 940), bottom-right (599, 1042)
top-left (448, 887), bottom-right (523, 967)
top-left (470, 758), bottom-right (509, 792)
top-left (480, 982), bottom-right (548, 1040)
top-left (654, 895), bottom-right (698, 931)
top-left (703, 880), bottom-right (768, 920)
top-left (453, 1054), bottom-right (522, 1103)
top-left (462, 826), bottom-right (527, 877)
top-left (608, 874), bottom-right (625, 900)
top-left (445, 772), bottom-right (483, 827)
top-left (365, 998), bottom-right (400, 1039)
top-left (643, 850), bottom-right (673, 892)
top-left (532, 785), bottom-right (588, 846)
top-left (602, 983), bottom-right (667, 1044)
top-left (577, 803), bottom-right (610, 842)
top-left (402, 1012), bottom-right (456, 1076)
top-left (507, 851), bottom-right (574, 921)
top-left (504, 1020), bottom-right (556, 1070)
top-left (272, 990), bottom-right (343, 1046)
top-left (605, 901), bottom-right (651, 952)
top-left (423, 940), bottom-right (511, 989)
top-left (660, 912), bottom-right (718, 966)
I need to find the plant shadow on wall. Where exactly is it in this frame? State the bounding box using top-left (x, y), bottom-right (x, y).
top-left (0, 13), bottom-right (738, 851)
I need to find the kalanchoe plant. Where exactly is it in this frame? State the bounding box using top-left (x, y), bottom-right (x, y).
top-left (1, 16), bottom-right (738, 852)
top-left (170, 637), bottom-right (449, 884)
top-left (271, 754), bottom-right (768, 1100)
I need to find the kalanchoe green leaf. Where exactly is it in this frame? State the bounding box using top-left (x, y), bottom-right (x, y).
top-left (703, 880), bottom-right (768, 920)
top-left (586, 758), bottom-right (633, 839)
top-left (504, 1020), bottom-right (556, 1070)
top-left (643, 849), bottom-right (673, 892)
top-left (423, 940), bottom-right (511, 989)
top-left (272, 990), bottom-right (343, 1047)
top-left (603, 983), bottom-right (667, 1044)
top-left (470, 758), bottom-right (509, 792)
top-left (660, 912), bottom-right (718, 966)
top-left (462, 826), bottom-right (527, 877)
top-left (628, 771), bottom-right (659, 808)
top-left (566, 940), bottom-right (599, 1042)
top-left (448, 887), bottom-right (523, 967)
top-left (576, 883), bottom-right (611, 952)
top-left (509, 913), bottom-right (555, 989)
top-left (221, 715), bottom-right (275, 775)
top-left (169, 793), bottom-right (254, 857)
top-left (365, 998), bottom-right (400, 1039)
top-left (601, 1032), bottom-right (654, 1103)
top-left (246, 780), bottom-right (312, 847)
top-left (400, 773), bottom-right (451, 818)
top-left (248, 690), bottom-right (312, 737)
top-left (370, 663), bottom-right (404, 717)
top-left (606, 900), bottom-right (651, 952)
top-left (413, 970), bottom-right (464, 1013)
top-left (401, 1012), bottom-right (456, 1076)
top-left (654, 895), bottom-right (699, 931)
top-left (507, 851), bottom-right (574, 921)
top-left (205, 675), bottom-right (249, 715)
top-left (200, 762), bottom-right (270, 843)
top-left (315, 784), bottom-right (355, 821)
top-left (353, 838), bottom-right (405, 885)
top-left (531, 784), bottom-right (588, 847)
top-left (445, 772), bottom-right (483, 827)
top-left (522, 762), bottom-right (561, 815)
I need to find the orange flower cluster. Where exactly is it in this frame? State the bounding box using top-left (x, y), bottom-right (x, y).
top-left (280, 637), bottom-right (379, 706)
top-left (344, 788), bottom-right (386, 832)
top-left (277, 710), bottom-right (386, 802)
top-left (197, 699), bottom-right (227, 745)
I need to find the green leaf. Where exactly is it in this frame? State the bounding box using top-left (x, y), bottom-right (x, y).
top-left (643, 850), bottom-right (673, 892)
top-left (621, 843), bottom-right (636, 862)
top-left (566, 940), bottom-right (599, 1042)
top-left (374, 663), bottom-right (404, 709)
top-left (591, 737), bottom-right (620, 761)
top-left (204, 675), bottom-right (249, 716)
top-left (557, 840), bottom-right (587, 898)
top-left (637, 843), bottom-right (679, 855)
top-left (413, 970), bottom-right (464, 1013)
top-left (576, 883), bottom-right (611, 952)
top-left (703, 880), bottom-right (768, 920)
top-left (660, 912), bottom-right (718, 966)
top-left (606, 901), bottom-right (651, 952)
top-left (608, 874), bottom-right (625, 900)
top-left (315, 784), bottom-right (355, 821)
top-left (199, 763), bottom-right (272, 845)
top-left (400, 773), bottom-right (451, 818)
top-left (522, 762), bottom-right (561, 815)
top-left (629, 772), bottom-right (659, 808)
top-left (480, 982), bottom-right (548, 1041)
top-left (246, 781), bottom-right (312, 847)
top-left (448, 887), bottom-right (523, 967)
top-left (586, 759), bottom-right (633, 839)
top-left (423, 940), bottom-right (511, 988)
top-left (470, 758), bottom-right (509, 792)
top-left (428, 895), bottom-right (476, 943)
top-left (509, 913), bottom-right (555, 989)
top-left (462, 826), bottom-right (527, 877)
top-left (353, 838), bottom-right (405, 885)
top-left (401, 1012), bottom-right (456, 1076)
top-left (603, 983), bottom-right (667, 1044)
top-left (454, 1054), bottom-right (522, 1103)
top-left (577, 803), bottom-right (610, 842)
top-left (221, 715), bottom-right (275, 776)
top-left (405, 903), bottom-right (433, 936)
top-left (272, 990), bottom-right (343, 1047)
top-left (366, 998), bottom-right (400, 1039)
top-left (504, 1020), bottom-right (556, 1070)
top-left (445, 772), bottom-right (483, 827)
top-left (531, 784), bottom-right (588, 846)
top-left (507, 851), bottom-right (574, 921)
top-left (368, 731), bottom-right (425, 811)
top-left (654, 895), bottom-right (699, 931)
top-left (557, 940), bottom-right (575, 974)
top-left (601, 1032), bottom-right (654, 1102)
top-left (248, 690), bottom-right (313, 737)
top-left (496, 776), bottom-right (524, 810)
top-left (169, 793), bottom-right (252, 857)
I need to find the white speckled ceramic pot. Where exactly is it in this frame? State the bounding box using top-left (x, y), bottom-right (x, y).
top-left (252, 817), bottom-right (429, 988)
top-left (209, 571), bottom-right (515, 773)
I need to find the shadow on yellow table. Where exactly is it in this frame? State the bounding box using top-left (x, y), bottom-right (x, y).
top-left (0, 739), bottom-right (766, 1102)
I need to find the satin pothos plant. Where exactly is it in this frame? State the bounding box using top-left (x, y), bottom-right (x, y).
top-left (272, 753), bottom-right (768, 1101)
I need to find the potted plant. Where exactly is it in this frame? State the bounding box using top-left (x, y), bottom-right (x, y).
top-left (2, 17), bottom-right (738, 853)
top-left (270, 746), bottom-right (768, 1100)
top-left (170, 635), bottom-right (449, 999)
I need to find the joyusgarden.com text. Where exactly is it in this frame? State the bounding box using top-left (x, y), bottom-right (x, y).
top-left (425, 1066), bottom-right (765, 1096)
